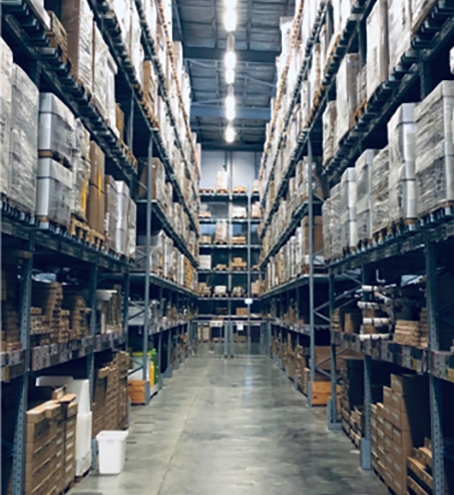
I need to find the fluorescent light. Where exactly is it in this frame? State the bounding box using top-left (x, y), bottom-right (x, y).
top-left (225, 68), bottom-right (235, 84)
top-left (224, 0), bottom-right (237, 8)
top-left (225, 93), bottom-right (236, 121)
top-left (224, 50), bottom-right (236, 70)
top-left (225, 126), bottom-right (235, 143)
top-left (223, 9), bottom-right (237, 32)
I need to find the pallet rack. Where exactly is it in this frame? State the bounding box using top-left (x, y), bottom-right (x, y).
top-left (198, 186), bottom-right (263, 353)
top-left (1, 1), bottom-right (200, 494)
top-left (258, 0), bottom-right (454, 493)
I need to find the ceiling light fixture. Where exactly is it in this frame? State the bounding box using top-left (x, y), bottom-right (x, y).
top-left (225, 68), bottom-right (235, 84)
top-left (223, 9), bottom-right (237, 32)
top-left (225, 125), bottom-right (235, 143)
top-left (224, 50), bottom-right (236, 70)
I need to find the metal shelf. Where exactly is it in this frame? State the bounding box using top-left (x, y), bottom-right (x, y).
top-left (261, 273), bottom-right (330, 299)
top-left (200, 192), bottom-right (250, 200)
top-left (128, 272), bottom-right (199, 298)
top-left (198, 270), bottom-right (262, 275)
top-left (198, 297), bottom-right (251, 302)
top-left (199, 217), bottom-right (261, 224)
top-left (199, 244), bottom-right (262, 250)
top-left (270, 319), bottom-right (330, 336)
top-left (136, 200), bottom-right (198, 267)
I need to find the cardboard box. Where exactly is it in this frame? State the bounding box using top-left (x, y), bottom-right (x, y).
top-left (390, 373), bottom-right (428, 396)
top-left (393, 425), bottom-right (426, 449)
top-left (89, 141), bottom-right (105, 192)
top-left (127, 379), bottom-right (149, 404)
top-left (384, 419), bottom-right (394, 438)
top-left (383, 386), bottom-right (393, 407)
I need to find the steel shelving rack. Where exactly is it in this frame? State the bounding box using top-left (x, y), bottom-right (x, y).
top-left (198, 189), bottom-right (263, 353)
top-left (1, 1), bottom-right (200, 494)
top-left (257, 0), bottom-right (454, 492)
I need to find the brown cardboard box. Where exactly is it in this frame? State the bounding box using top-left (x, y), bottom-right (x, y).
top-left (383, 386), bottom-right (393, 407)
top-left (127, 379), bottom-right (149, 404)
top-left (89, 141), bottom-right (105, 192)
top-left (143, 61), bottom-right (157, 107)
top-left (390, 373), bottom-right (428, 396)
top-left (392, 425), bottom-right (426, 450)
top-left (384, 434), bottom-right (393, 453)
top-left (383, 403), bottom-right (393, 423)
top-left (384, 419), bottom-right (394, 438)
top-left (87, 184), bottom-right (105, 234)
top-left (388, 394), bottom-right (429, 431)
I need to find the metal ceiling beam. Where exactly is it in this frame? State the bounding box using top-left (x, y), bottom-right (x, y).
top-left (201, 141), bottom-right (264, 151)
top-left (184, 47), bottom-right (279, 64)
top-left (191, 105), bottom-right (271, 120)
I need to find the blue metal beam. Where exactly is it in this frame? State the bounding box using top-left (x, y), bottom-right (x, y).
top-left (184, 46), bottom-right (279, 64)
top-left (191, 105), bottom-right (270, 120)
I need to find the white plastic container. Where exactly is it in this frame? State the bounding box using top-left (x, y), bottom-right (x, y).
top-left (96, 430), bottom-right (129, 475)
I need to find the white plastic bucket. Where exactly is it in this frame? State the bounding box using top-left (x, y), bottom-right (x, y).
top-left (96, 430), bottom-right (129, 474)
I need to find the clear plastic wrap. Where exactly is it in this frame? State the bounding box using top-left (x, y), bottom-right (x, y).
top-left (415, 81), bottom-right (454, 216)
top-left (336, 53), bottom-right (359, 144)
top-left (71, 120), bottom-right (91, 220)
top-left (61, 0), bottom-right (94, 94)
top-left (104, 176), bottom-right (118, 251)
top-left (411, 0), bottom-right (436, 32)
top-left (388, 0), bottom-right (412, 73)
top-left (308, 44), bottom-right (321, 107)
top-left (115, 181), bottom-right (130, 255)
top-left (215, 221), bottom-right (229, 244)
top-left (371, 146), bottom-right (390, 235)
top-left (10, 64), bottom-right (39, 215)
top-left (322, 101), bottom-right (337, 165)
top-left (216, 170), bottom-right (228, 191)
top-left (199, 255), bottom-right (211, 270)
top-left (36, 158), bottom-right (73, 227)
top-left (130, 2), bottom-right (144, 86)
top-left (330, 183), bottom-right (342, 259)
top-left (127, 197), bottom-right (136, 259)
top-left (38, 93), bottom-right (75, 164)
top-left (366, 0), bottom-right (388, 100)
top-left (388, 103), bottom-right (416, 222)
top-left (92, 25), bottom-right (108, 118)
top-left (106, 53), bottom-right (118, 135)
top-left (0, 37), bottom-right (12, 196)
top-left (355, 149), bottom-right (377, 243)
top-left (322, 198), bottom-right (332, 260)
top-left (356, 64), bottom-right (367, 109)
top-left (142, 0), bottom-right (157, 40)
top-left (110, 0), bottom-right (131, 47)
top-left (340, 168), bottom-right (357, 249)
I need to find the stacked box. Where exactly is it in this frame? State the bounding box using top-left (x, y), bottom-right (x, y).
top-left (336, 54), bottom-right (359, 143)
top-left (330, 183), bottom-right (342, 259)
top-left (1, 270), bottom-right (21, 351)
top-left (215, 220), bottom-right (229, 243)
top-left (92, 24), bottom-right (108, 119)
top-left (356, 65), bottom-right (367, 108)
top-left (61, 0), bottom-right (94, 93)
top-left (130, 1), bottom-right (144, 86)
top-left (216, 170), bottom-right (229, 191)
top-left (388, 103), bottom-right (417, 223)
top-left (0, 38), bottom-right (12, 196)
top-left (71, 120), bottom-right (91, 220)
top-left (355, 150), bottom-right (378, 244)
top-left (371, 146), bottom-right (390, 236)
top-left (322, 101), bottom-right (337, 165)
top-left (127, 197), bottom-right (137, 259)
top-left (36, 158), bottom-right (73, 227)
top-left (388, 0), bottom-right (412, 73)
top-left (38, 93), bottom-right (75, 164)
top-left (115, 181), bottom-right (130, 255)
top-left (61, 291), bottom-right (89, 339)
top-left (366, 0), bottom-right (388, 100)
top-left (87, 141), bottom-right (105, 234)
top-left (322, 198), bottom-right (332, 260)
top-left (31, 282), bottom-right (65, 344)
top-left (105, 176), bottom-right (119, 251)
top-left (10, 64), bottom-right (39, 215)
top-left (340, 168), bottom-right (357, 250)
top-left (415, 81), bottom-right (454, 216)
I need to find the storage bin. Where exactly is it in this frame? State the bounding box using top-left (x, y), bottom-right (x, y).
top-left (96, 430), bottom-right (129, 475)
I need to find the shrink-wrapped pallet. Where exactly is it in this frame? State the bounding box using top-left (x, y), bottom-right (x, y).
top-left (371, 147), bottom-right (390, 235)
top-left (142, 0), bottom-right (157, 40)
top-left (355, 150), bottom-right (377, 243)
top-left (199, 255), bottom-right (212, 270)
top-left (92, 25), bottom-right (108, 118)
top-left (330, 183), bottom-right (342, 259)
top-left (61, 0), bottom-right (93, 94)
top-left (0, 37), bottom-right (12, 196)
top-left (388, 0), bottom-right (412, 73)
top-left (308, 44), bottom-right (321, 107)
top-left (9, 64), bottom-right (39, 215)
top-left (130, 2), bottom-right (144, 87)
top-left (340, 168), bottom-right (357, 250)
top-left (322, 198), bottom-right (332, 260)
top-left (111, 0), bottom-right (131, 48)
top-left (415, 81), bottom-right (454, 216)
top-left (356, 65), bottom-right (367, 110)
top-left (104, 176), bottom-right (119, 251)
top-left (71, 120), bottom-right (91, 220)
top-left (336, 53), bottom-right (359, 144)
top-left (340, 0), bottom-right (353, 34)
top-left (388, 103), bottom-right (417, 223)
top-left (215, 220), bottom-right (228, 244)
top-left (328, 0), bottom-right (341, 56)
top-left (216, 170), bottom-right (229, 191)
top-left (366, 0), bottom-right (388, 101)
top-left (36, 158), bottom-right (73, 227)
top-left (38, 93), bottom-right (75, 165)
top-left (127, 197), bottom-right (136, 259)
top-left (115, 181), bottom-right (130, 255)
top-left (411, 0), bottom-right (436, 32)
top-left (323, 101), bottom-right (337, 165)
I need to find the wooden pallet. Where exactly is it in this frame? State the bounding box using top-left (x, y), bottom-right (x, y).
top-left (69, 216), bottom-right (90, 241)
top-left (215, 189), bottom-right (229, 194)
top-left (371, 228), bottom-right (388, 245)
top-left (88, 229), bottom-right (105, 249)
top-left (214, 239), bottom-right (228, 245)
top-left (38, 149), bottom-right (72, 170)
top-left (232, 237), bottom-right (246, 245)
top-left (233, 186), bottom-right (247, 194)
top-left (200, 188), bottom-right (214, 194)
top-left (231, 265), bottom-right (247, 271)
top-left (214, 264), bottom-right (228, 271)
top-left (198, 212), bottom-right (212, 219)
top-left (213, 293), bottom-right (228, 298)
top-left (354, 98), bottom-right (368, 123)
top-left (386, 217), bottom-right (417, 236)
top-left (418, 201), bottom-right (454, 226)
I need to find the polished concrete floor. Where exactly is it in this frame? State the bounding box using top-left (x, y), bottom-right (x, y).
top-left (71, 355), bottom-right (388, 495)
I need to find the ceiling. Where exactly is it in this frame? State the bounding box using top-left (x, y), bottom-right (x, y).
top-left (172, 0), bottom-right (295, 150)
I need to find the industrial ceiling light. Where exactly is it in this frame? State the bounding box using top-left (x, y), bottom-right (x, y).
top-left (225, 68), bottom-right (235, 84)
top-left (225, 86), bottom-right (236, 121)
top-left (224, 50), bottom-right (236, 70)
top-left (223, 9), bottom-right (237, 32)
top-left (225, 125), bottom-right (235, 143)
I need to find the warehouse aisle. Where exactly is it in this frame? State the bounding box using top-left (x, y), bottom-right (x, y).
top-left (71, 357), bottom-right (387, 495)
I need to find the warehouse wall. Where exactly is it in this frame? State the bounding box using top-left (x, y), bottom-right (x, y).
top-left (200, 150), bottom-right (261, 190)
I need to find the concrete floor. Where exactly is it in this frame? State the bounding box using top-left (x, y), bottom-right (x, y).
top-left (71, 356), bottom-right (388, 495)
